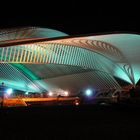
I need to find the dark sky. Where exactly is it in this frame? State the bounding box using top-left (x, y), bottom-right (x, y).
top-left (0, 2), bottom-right (139, 35)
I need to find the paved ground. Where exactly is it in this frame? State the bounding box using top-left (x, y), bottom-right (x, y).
top-left (2, 97), bottom-right (79, 107)
top-left (1, 104), bottom-right (140, 139)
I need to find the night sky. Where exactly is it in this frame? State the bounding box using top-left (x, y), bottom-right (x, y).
top-left (0, 2), bottom-right (139, 35)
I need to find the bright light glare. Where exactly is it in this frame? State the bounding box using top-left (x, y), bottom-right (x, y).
top-left (85, 89), bottom-right (92, 96)
top-left (25, 92), bottom-right (29, 95)
top-left (64, 91), bottom-right (69, 96)
top-left (75, 102), bottom-right (79, 105)
top-left (6, 88), bottom-right (13, 95)
top-left (48, 92), bottom-right (53, 96)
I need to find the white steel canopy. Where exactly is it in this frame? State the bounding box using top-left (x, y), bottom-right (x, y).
top-left (0, 27), bottom-right (140, 94)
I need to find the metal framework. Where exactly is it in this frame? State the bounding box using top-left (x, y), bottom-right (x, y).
top-left (0, 27), bottom-right (140, 94)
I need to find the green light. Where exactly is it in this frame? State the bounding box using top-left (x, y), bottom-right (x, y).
top-left (113, 65), bottom-right (132, 84)
top-left (12, 64), bottom-right (39, 80)
top-left (25, 91), bottom-right (29, 95)
top-left (37, 28), bottom-right (68, 37)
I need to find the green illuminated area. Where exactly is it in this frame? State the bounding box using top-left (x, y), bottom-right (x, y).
top-left (12, 64), bottom-right (39, 80)
top-left (0, 28), bottom-right (140, 94)
top-left (0, 63), bottom-right (42, 92)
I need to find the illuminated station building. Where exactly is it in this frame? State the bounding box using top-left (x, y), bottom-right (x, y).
top-left (0, 27), bottom-right (140, 98)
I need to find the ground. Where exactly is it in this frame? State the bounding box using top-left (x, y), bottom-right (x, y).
top-left (1, 104), bottom-right (140, 139)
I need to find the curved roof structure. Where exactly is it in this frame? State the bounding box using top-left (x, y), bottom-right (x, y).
top-left (0, 27), bottom-right (140, 94)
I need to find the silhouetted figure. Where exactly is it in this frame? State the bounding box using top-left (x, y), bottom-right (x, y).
top-left (129, 87), bottom-right (135, 98)
top-left (57, 94), bottom-right (62, 105)
top-left (116, 92), bottom-right (120, 103)
top-left (57, 94), bottom-right (61, 99)
top-left (78, 91), bottom-right (84, 104)
top-left (0, 82), bottom-right (5, 108)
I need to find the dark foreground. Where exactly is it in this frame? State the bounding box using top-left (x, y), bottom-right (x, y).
top-left (1, 103), bottom-right (140, 140)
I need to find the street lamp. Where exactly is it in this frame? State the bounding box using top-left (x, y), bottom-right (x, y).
top-left (25, 91), bottom-right (29, 95)
top-left (6, 88), bottom-right (13, 95)
top-left (64, 91), bottom-right (69, 96)
top-left (85, 89), bottom-right (92, 96)
top-left (48, 92), bottom-right (53, 96)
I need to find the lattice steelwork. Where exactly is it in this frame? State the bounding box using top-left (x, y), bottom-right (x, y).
top-left (0, 42), bottom-right (122, 92)
top-left (0, 63), bottom-right (43, 92)
top-left (0, 27), bottom-right (140, 93)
